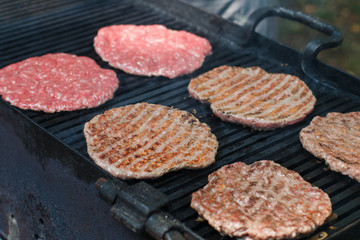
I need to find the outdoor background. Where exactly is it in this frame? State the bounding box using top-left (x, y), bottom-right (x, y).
top-left (278, 0), bottom-right (360, 77)
top-left (186, 0), bottom-right (359, 78)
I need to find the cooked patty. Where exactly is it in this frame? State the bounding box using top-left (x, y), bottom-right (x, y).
top-left (94, 24), bottom-right (212, 78)
top-left (0, 53), bottom-right (118, 113)
top-left (191, 160), bottom-right (332, 240)
top-left (300, 111), bottom-right (360, 182)
top-left (84, 102), bottom-right (218, 179)
top-left (188, 65), bottom-right (316, 130)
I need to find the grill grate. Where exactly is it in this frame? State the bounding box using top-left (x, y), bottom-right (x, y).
top-left (1, 0), bottom-right (360, 239)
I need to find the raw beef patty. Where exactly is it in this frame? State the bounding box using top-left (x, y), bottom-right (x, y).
top-left (191, 160), bottom-right (332, 240)
top-left (94, 24), bottom-right (212, 78)
top-left (300, 111), bottom-right (360, 182)
top-left (84, 102), bottom-right (218, 179)
top-left (0, 53), bottom-right (118, 113)
top-left (188, 65), bottom-right (316, 130)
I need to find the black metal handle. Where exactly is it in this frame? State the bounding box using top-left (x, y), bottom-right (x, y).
top-left (243, 6), bottom-right (343, 79)
top-left (95, 178), bottom-right (204, 240)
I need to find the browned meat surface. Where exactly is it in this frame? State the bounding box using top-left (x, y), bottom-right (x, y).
top-left (191, 160), bottom-right (332, 240)
top-left (300, 111), bottom-right (360, 182)
top-left (188, 65), bottom-right (316, 130)
top-left (84, 102), bottom-right (218, 179)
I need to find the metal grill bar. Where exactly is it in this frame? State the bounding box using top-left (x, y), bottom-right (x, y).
top-left (0, 0), bottom-right (80, 24)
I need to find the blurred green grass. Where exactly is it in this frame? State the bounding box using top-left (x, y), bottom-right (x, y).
top-left (278, 0), bottom-right (360, 77)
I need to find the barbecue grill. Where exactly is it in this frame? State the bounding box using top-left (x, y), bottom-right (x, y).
top-left (1, 0), bottom-right (360, 239)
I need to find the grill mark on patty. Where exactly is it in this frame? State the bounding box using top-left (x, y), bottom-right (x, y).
top-left (117, 109), bottom-right (178, 153)
top-left (202, 73), bottom-right (255, 103)
top-left (104, 102), bottom-right (146, 131)
top-left (191, 67), bottom-right (272, 109)
top-left (190, 66), bottom-right (235, 94)
top-left (254, 89), bottom-right (314, 122)
top-left (191, 160), bottom-right (332, 239)
top-left (189, 66), bottom-right (267, 104)
top-left (265, 84), bottom-right (311, 119)
top-left (141, 128), bottom-right (211, 173)
top-left (132, 120), bottom-right (217, 174)
top-left (192, 66), bottom-right (265, 93)
top-left (93, 105), bottom-right (177, 168)
top-left (272, 94), bottom-right (315, 120)
top-left (128, 121), bottom-right (192, 172)
top-left (209, 71), bottom-right (270, 106)
top-left (86, 105), bottom-right (139, 151)
top-left (92, 103), bottom-right (155, 160)
top-left (189, 66), bottom-right (316, 130)
top-left (209, 73), bottom-right (268, 103)
top-left (224, 75), bottom-right (289, 109)
top-left (315, 130), bottom-right (360, 164)
top-left (221, 74), bottom-right (290, 115)
top-left (84, 103), bottom-right (218, 179)
top-left (145, 133), bottom-right (198, 170)
top-left (300, 112), bottom-right (360, 181)
top-left (115, 110), bottom-right (183, 169)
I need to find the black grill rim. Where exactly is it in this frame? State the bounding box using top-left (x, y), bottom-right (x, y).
top-left (1, 0), bottom-right (360, 239)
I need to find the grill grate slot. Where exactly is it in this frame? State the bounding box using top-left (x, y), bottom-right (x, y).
top-left (0, 0), bottom-right (81, 24)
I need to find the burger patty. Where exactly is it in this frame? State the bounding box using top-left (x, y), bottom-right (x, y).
top-left (84, 102), bottom-right (218, 179)
top-left (0, 53), bottom-right (118, 113)
top-left (94, 24), bottom-right (212, 78)
top-left (191, 160), bottom-right (332, 240)
top-left (188, 65), bottom-right (316, 130)
top-left (300, 112), bottom-right (360, 182)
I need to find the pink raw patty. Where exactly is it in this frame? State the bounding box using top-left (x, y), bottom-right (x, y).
top-left (0, 53), bottom-right (119, 113)
top-left (94, 24), bottom-right (212, 78)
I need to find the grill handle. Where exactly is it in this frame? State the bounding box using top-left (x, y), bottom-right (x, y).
top-left (95, 178), bottom-right (204, 240)
top-left (243, 6), bottom-right (343, 79)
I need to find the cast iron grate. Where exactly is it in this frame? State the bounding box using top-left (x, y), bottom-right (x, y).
top-left (1, 0), bottom-right (360, 239)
